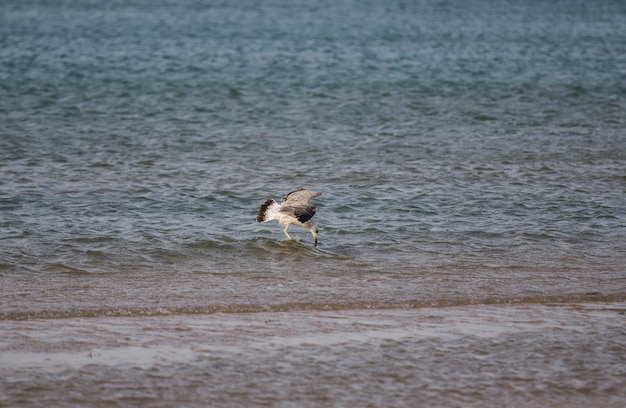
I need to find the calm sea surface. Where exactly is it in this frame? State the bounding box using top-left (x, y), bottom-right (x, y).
top-left (1, 0), bottom-right (625, 406)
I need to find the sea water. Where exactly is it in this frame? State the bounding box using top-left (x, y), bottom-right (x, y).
top-left (1, 0), bottom-right (625, 406)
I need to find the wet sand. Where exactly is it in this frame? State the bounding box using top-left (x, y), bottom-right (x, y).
top-left (2, 301), bottom-right (625, 407)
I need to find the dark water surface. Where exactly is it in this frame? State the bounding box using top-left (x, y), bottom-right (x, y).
top-left (1, 0), bottom-right (625, 406)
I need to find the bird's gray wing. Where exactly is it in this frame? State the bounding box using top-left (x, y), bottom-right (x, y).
top-left (280, 205), bottom-right (317, 223)
top-left (282, 188), bottom-right (321, 205)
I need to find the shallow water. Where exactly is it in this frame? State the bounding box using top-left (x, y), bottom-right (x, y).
top-left (1, 0), bottom-right (625, 406)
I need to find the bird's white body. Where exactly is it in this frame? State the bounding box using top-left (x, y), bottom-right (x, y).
top-left (257, 189), bottom-right (321, 245)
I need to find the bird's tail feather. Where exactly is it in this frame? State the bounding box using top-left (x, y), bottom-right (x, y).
top-left (257, 199), bottom-right (278, 222)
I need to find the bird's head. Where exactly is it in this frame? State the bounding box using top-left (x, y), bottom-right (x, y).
top-left (306, 222), bottom-right (319, 246)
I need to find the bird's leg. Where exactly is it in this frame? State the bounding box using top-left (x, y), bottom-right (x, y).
top-left (283, 225), bottom-right (293, 240)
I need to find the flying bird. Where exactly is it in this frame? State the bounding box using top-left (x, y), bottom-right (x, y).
top-left (256, 188), bottom-right (321, 245)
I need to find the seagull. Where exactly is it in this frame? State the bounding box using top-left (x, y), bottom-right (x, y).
top-left (256, 188), bottom-right (321, 245)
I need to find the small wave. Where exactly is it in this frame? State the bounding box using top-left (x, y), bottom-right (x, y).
top-left (187, 236), bottom-right (346, 260)
top-left (40, 263), bottom-right (91, 275)
top-left (2, 293), bottom-right (624, 321)
top-left (70, 236), bottom-right (117, 244)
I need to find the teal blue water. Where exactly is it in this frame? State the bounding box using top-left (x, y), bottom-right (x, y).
top-left (1, 1), bottom-right (625, 405)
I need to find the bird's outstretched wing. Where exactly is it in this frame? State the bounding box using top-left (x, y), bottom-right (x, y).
top-left (282, 188), bottom-right (321, 205)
